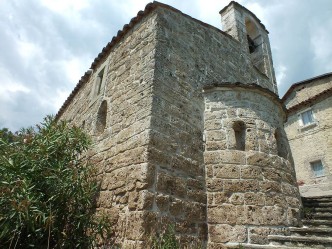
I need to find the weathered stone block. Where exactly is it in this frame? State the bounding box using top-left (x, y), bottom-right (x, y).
top-left (287, 208), bottom-right (301, 226)
top-left (229, 193), bottom-right (244, 205)
top-left (265, 193), bottom-right (286, 208)
top-left (224, 179), bottom-right (260, 192)
top-left (208, 205), bottom-right (237, 224)
top-left (262, 206), bottom-right (287, 225)
top-left (185, 202), bottom-right (206, 222)
top-left (204, 150), bottom-right (246, 165)
top-left (156, 194), bottom-right (170, 212)
top-left (206, 130), bottom-right (227, 141)
top-left (205, 119), bottom-right (223, 130)
top-left (169, 198), bottom-right (184, 216)
top-left (240, 165), bottom-right (262, 179)
top-left (209, 224), bottom-right (246, 243)
top-left (262, 167), bottom-right (281, 181)
top-left (156, 172), bottom-right (187, 198)
top-left (97, 190), bottom-right (114, 208)
top-left (247, 151), bottom-right (272, 167)
top-left (214, 192), bottom-right (230, 205)
top-left (206, 141), bottom-right (228, 151)
top-left (206, 178), bottom-right (223, 192)
top-left (260, 181), bottom-right (281, 193)
top-left (246, 205), bottom-right (264, 225)
top-left (244, 192), bottom-right (265, 206)
top-left (214, 164), bottom-right (240, 179)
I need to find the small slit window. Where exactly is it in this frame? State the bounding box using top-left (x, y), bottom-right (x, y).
top-left (96, 67), bottom-right (105, 96)
top-left (233, 121), bottom-right (246, 151)
top-left (247, 35), bottom-right (256, 54)
top-left (275, 128), bottom-right (287, 158)
top-left (310, 160), bottom-right (324, 177)
top-left (96, 100), bottom-right (107, 134)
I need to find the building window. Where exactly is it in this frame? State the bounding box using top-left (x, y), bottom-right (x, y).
top-left (96, 100), bottom-right (107, 135)
top-left (274, 128), bottom-right (287, 158)
top-left (300, 109), bottom-right (314, 126)
top-left (310, 160), bottom-right (324, 177)
top-left (95, 67), bottom-right (105, 96)
top-left (233, 121), bottom-right (246, 151)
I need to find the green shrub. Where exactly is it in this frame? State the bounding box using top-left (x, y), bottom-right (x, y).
top-left (151, 225), bottom-right (179, 249)
top-left (0, 116), bottom-right (111, 248)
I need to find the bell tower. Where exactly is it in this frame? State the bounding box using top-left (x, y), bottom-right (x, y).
top-left (220, 1), bottom-right (278, 94)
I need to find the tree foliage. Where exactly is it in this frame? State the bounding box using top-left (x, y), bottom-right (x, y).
top-left (0, 116), bottom-right (110, 248)
top-left (0, 128), bottom-right (16, 143)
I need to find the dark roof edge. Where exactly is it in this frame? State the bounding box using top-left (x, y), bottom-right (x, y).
top-left (219, 1), bottom-right (269, 34)
top-left (287, 88), bottom-right (332, 114)
top-left (203, 82), bottom-right (287, 120)
top-left (282, 72), bottom-right (332, 102)
top-left (55, 1), bottom-right (234, 121)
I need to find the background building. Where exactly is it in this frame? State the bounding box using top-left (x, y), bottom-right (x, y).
top-left (283, 72), bottom-right (332, 197)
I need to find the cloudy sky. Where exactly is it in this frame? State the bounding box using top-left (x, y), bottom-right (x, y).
top-left (0, 0), bottom-right (331, 131)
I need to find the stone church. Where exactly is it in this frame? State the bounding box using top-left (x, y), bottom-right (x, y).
top-left (55, 1), bottom-right (307, 248)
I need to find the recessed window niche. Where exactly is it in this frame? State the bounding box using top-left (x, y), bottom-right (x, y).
top-left (275, 128), bottom-right (287, 158)
top-left (233, 121), bottom-right (246, 151)
top-left (96, 100), bottom-right (107, 135)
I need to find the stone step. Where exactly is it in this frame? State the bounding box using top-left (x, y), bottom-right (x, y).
top-left (225, 243), bottom-right (313, 249)
top-left (269, 235), bottom-right (332, 248)
top-left (303, 196), bottom-right (332, 203)
top-left (312, 212), bottom-right (332, 219)
top-left (304, 202), bottom-right (332, 208)
top-left (303, 219), bottom-right (332, 227)
top-left (290, 226), bottom-right (332, 237)
top-left (312, 207), bottom-right (332, 213)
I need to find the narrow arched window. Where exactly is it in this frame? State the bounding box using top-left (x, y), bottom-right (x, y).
top-left (96, 67), bottom-right (105, 95)
top-left (233, 121), bottom-right (246, 151)
top-left (275, 128), bottom-right (286, 158)
top-left (96, 100), bottom-right (107, 134)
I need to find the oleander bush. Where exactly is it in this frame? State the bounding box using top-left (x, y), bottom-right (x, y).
top-left (0, 116), bottom-right (111, 248)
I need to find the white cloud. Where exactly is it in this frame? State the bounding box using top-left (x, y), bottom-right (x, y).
top-left (114, 0), bottom-right (151, 17)
top-left (310, 19), bottom-right (332, 74)
top-left (41, 0), bottom-right (89, 14)
top-left (17, 39), bottom-right (41, 62)
top-left (0, 68), bottom-right (30, 101)
top-left (276, 64), bottom-right (287, 87)
top-left (53, 89), bottom-right (71, 110)
top-left (63, 57), bottom-right (89, 85)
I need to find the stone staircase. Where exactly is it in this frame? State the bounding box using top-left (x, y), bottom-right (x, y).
top-left (268, 195), bottom-right (332, 248)
top-left (225, 195), bottom-right (332, 249)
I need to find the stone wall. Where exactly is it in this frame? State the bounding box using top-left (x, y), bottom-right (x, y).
top-left (203, 86), bottom-right (301, 247)
top-left (59, 11), bottom-right (158, 247)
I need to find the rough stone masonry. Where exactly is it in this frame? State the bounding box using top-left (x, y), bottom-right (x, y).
top-left (56, 1), bottom-right (302, 248)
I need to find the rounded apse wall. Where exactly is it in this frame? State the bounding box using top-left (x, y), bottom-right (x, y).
top-left (203, 85), bottom-right (302, 246)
